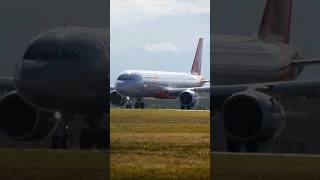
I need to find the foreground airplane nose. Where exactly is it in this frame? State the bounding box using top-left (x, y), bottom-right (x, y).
top-left (115, 81), bottom-right (130, 94)
top-left (115, 80), bottom-right (142, 96)
top-left (15, 58), bottom-right (106, 113)
top-left (15, 61), bottom-right (58, 108)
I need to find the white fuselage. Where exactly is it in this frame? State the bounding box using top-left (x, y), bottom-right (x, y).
top-left (115, 70), bottom-right (203, 98)
top-left (212, 34), bottom-right (303, 84)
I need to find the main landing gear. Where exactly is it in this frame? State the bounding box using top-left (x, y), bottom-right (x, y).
top-left (122, 97), bottom-right (145, 109)
top-left (226, 138), bottom-right (260, 153)
top-left (80, 114), bottom-right (109, 149)
top-left (50, 113), bottom-right (109, 150)
top-left (134, 98), bottom-right (145, 109)
top-left (135, 102), bottom-right (145, 109)
top-left (181, 105), bottom-right (191, 110)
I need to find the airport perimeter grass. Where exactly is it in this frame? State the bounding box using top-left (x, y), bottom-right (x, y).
top-left (0, 109), bottom-right (318, 179)
top-left (110, 108), bottom-right (210, 180)
top-left (0, 150), bottom-right (108, 180)
top-left (213, 153), bottom-right (320, 180)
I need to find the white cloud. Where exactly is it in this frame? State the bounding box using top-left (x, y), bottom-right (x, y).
top-left (111, 0), bottom-right (210, 26)
top-left (126, 0), bottom-right (209, 16)
top-left (144, 42), bottom-right (179, 53)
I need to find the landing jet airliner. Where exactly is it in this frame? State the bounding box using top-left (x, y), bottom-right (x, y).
top-left (110, 38), bottom-right (209, 109)
top-left (0, 27), bottom-right (108, 149)
top-left (213, 0), bottom-right (320, 84)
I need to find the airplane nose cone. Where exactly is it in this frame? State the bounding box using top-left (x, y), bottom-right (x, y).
top-left (115, 80), bottom-right (143, 96)
top-left (15, 58), bottom-right (106, 113)
top-left (115, 81), bottom-right (129, 94)
top-left (114, 72), bottom-right (144, 97)
top-left (15, 60), bottom-right (59, 108)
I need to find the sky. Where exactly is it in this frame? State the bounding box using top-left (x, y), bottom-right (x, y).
top-left (110, 0), bottom-right (210, 85)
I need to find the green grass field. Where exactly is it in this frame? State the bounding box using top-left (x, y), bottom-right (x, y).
top-left (0, 150), bottom-right (108, 180)
top-left (213, 153), bottom-right (320, 180)
top-left (111, 109), bottom-right (320, 180)
top-left (110, 108), bottom-right (210, 180)
top-left (0, 109), bottom-right (319, 179)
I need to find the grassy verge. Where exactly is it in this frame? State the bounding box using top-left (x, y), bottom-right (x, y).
top-left (110, 109), bottom-right (210, 180)
top-left (0, 150), bottom-right (108, 180)
top-left (213, 153), bottom-right (320, 180)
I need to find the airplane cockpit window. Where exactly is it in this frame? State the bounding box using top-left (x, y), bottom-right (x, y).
top-left (40, 48), bottom-right (60, 60)
top-left (23, 47), bottom-right (39, 60)
top-left (117, 74), bottom-right (135, 81)
top-left (23, 44), bottom-right (60, 60)
top-left (61, 49), bottom-right (80, 62)
top-left (118, 74), bottom-right (128, 80)
top-left (23, 43), bottom-right (81, 62)
top-left (23, 46), bottom-right (60, 60)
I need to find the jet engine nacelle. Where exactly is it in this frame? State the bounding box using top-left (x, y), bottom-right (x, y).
top-left (221, 90), bottom-right (286, 143)
top-left (0, 91), bottom-right (58, 141)
top-left (179, 90), bottom-right (199, 108)
top-left (110, 90), bottom-right (128, 106)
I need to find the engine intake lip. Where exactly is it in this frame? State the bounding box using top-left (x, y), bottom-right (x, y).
top-left (180, 91), bottom-right (193, 106)
top-left (222, 94), bottom-right (263, 141)
top-left (110, 90), bottom-right (127, 106)
top-left (0, 91), bottom-right (38, 140)
top-left (110, 91), bottom-right (122, 105)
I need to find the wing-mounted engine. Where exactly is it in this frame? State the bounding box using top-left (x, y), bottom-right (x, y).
top-left (0, 91), bottom-right (58, 141)
top-left (221, 90), bottom-right (286, 143)
top-left (110, 90), bottom-right (128, 106)
top-left (179, 90), bottom-right (199, 108)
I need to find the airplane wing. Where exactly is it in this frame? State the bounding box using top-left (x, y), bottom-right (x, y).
top-left (0, 77), bottom-right (15, 91)
top-left (166, 86), bottom-right (210, 97)
top-left (201, 80), bottom-right (210, 83)
top-left (211, 79), bottom-right (320, 109)
top-left (292, 58), bottom-right (320, 65)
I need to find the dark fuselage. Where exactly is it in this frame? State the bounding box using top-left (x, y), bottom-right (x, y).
top-left (15, 27), bottom-right (108, 113)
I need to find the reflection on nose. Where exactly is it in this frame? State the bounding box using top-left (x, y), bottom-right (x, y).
top-left (116, 79), bottom-right (140, 95)
top-left (115, 80), bottom-right (126, 90)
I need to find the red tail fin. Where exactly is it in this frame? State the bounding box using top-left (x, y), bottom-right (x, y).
top-left (258, 0), bottom-right (292, 43)
top-left (191, 38), bottom-right (203, 75)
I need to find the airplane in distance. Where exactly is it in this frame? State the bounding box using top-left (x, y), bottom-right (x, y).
top-left (110, 38), bottom-right (209, 109)
top-left (0, 27), bottom-right (109, 149)
top-left (213, 0), bottom-right (320, 85)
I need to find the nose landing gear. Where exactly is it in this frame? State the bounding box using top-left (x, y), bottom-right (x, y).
top-left (180, 105), bottom-right (192, 110)
top-left (125, 99), bottom-right (133, 109)
top-left (134, 102), bottom-right (145, 109)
